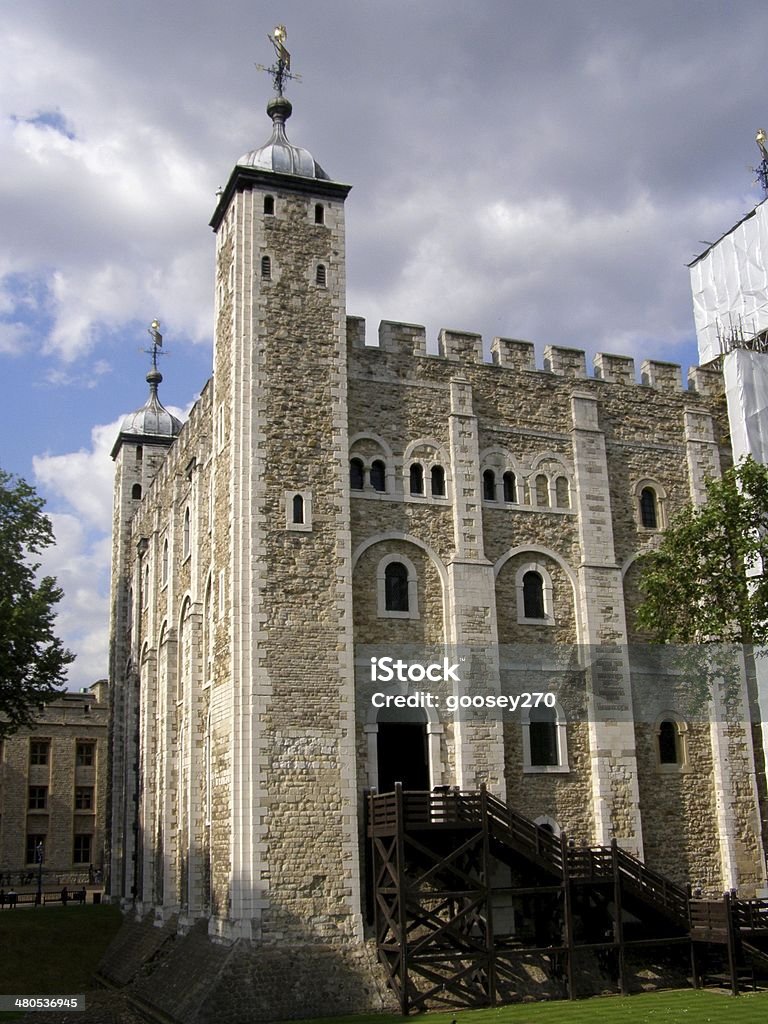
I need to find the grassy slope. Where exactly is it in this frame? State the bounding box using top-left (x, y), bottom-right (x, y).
top-left (0, 905), bottom-right (122, 996)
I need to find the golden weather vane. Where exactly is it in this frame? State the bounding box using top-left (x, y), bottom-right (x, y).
top-left (143, 319), bottom-right (166, 372)
top-left (255, 25), bottom-right (302, 97)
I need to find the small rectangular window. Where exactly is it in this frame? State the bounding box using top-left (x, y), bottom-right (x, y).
top-left (75, 786), bottom-right (94, 810)
top-left (28, 786), bottom-right (48, 810)
top-left (30, 741), bottom-right (50, 766)
top-left (76, 742), bottom-right (95, 767)
top-left (26, 835), bottom-right (46, 865)
top-left (73, 834), bottom-right (92, 864)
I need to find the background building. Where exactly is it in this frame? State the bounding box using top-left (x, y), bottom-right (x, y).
top-left (0, 680), bottom-right (108, 883)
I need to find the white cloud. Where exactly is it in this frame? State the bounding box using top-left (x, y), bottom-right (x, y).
top-left (32, 419), bottom-right (121, 688)
top-left (37, 513), bottom-right (111, 688)
top-left (33, 420), bottom-right (119, 528)
top-left (30, 405), bottom-right (189, 689)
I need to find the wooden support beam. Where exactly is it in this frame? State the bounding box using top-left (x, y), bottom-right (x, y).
top-left (612, 838), bottom-right (627, 996)
top-left (561, 831), bottom-right (576, 1000)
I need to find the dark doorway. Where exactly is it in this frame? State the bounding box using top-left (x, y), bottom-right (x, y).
top-left (377, 722), bottom-right (429, 793)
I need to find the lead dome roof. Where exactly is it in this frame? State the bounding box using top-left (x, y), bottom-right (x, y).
top-left (237, 96), bottom-right (329, 180)
top-left (118, 369), bottom-right (183, 441)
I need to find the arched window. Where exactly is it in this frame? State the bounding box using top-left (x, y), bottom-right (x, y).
top-left (431, 465), bottom-right (446, 497)
top-left (409, 463), bottom-right (424, 495)
top-left (529, 706), bottom-right (558, 767)
top-left (292, 494), bottom-right (305, 525)
top-left (132, 483), bottom-right (142, 500)
top-left (161, 538), bottom-right (169, 587)
top-left (315, 263), bottom-right (327, 288)
top-left (555, 476), bottom-right (570, 508)
top-left (384, 562), bottom-right (409, 612)
top-left (350, 458), bottom-right (364, 490)
top-left (523, 703), bottom-right (568, 773)
top-left (314, 203), bottom-right (324, 224)
top-left (263, 195), bottom-right (275, 215)
top-left (503, 471), bottom-right (516, 503)
top-left (483, 469), bottom-right (496, 501)
top-left (535, 474), bottom-right (550, 507)
top-left (522, 571), bottom-right (545, 619)
top-left (136, 445), bottom-right (143, 463)
top-left (260, 255), bottom-right (272, 279)
top-left (183, 507), bottom-right (191, 560)
top-left (658, 719), bottom-right (679, 764)
top-left (371, 460), bottom-right (386, 492)
top-left (640, 487), bottom-right (658, 529)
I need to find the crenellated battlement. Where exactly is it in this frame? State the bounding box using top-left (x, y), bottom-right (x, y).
top-left (347, 316), bottom-right (720, 395)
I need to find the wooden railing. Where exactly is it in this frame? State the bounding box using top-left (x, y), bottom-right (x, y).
top-left (614, 847), bottom-right (689, 923)
top-left (368, 787), bottom-right (691, 924)
top-left (733, 897), bottom-right (768, 933)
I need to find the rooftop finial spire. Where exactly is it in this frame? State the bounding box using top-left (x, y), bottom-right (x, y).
top-left (754, 129), bottom-right (768, 194)
top-left (256, 25), bottom-right (302, 98)
top-left (143, 319), bottom-right (165, 390)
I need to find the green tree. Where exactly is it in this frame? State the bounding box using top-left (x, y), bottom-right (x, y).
top-left (0, 468), bottom-right (74, 738)
top-left (637, 455), bottom-right (768, 643)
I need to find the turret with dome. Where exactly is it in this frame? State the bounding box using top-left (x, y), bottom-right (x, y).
top-left (110, 321), bottom-right (182, 458)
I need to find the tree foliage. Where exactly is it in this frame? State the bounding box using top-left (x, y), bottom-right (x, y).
top-left (0, 468), bottom-right (74, 738)
top-left (636, 456), bottom-right (768, 646)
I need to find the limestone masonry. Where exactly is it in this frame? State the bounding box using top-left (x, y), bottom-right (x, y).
top-left (107, 74), bottom-right (768, 1021)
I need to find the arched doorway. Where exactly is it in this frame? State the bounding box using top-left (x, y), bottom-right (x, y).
top-left (376, 706), bottom-right (429, 793)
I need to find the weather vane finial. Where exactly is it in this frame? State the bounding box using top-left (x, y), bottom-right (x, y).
top-left (144, 319), bottom-right (165, 373)
top-left (754, 129), bottom-right (768, 194)
top-left (256, 25), bottom-right (302, 97)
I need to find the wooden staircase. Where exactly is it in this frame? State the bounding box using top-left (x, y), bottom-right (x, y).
top-left (367, 784), bottom-right (694, 1013)
top-left (691, 894), bottom-right (768, 995)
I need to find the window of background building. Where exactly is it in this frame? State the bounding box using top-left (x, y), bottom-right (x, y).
top-left (76, 742), bottom-right (95, 767)
top-left (28, 786), bottom-right (48, 810)
top-left (30, 740), bottom-right (50, 766)
top-left (25, 835), bottom-right (45, 865)
top-left (73, 835), bottom-right (92, 864)
top-left (75, 786), bottom-right (94, 811)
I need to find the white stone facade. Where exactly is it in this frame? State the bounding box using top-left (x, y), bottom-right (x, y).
top-left (107, 98), bottom-right (768, 974)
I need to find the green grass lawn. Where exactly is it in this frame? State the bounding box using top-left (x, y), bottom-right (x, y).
top-left (1, 913), bottom-right (766, 1024)
top-left (0, 904), bottom-right (122, 1005)
top-left (293, 988), bottom-right (768, 1024)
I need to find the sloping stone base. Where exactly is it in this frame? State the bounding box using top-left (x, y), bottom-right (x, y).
top-left (95, 913), bottom-right (398, 1023)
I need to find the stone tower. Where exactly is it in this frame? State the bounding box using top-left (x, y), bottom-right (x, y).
top-left (108, 355), bottom-right (182, 898)
top-left (206, 89), bottom-right (362, 943)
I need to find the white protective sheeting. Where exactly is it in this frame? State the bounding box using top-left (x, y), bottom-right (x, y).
top-left (723, 348), bottom-right (768, 463)
top-left (690, 199), bottom-right (768, 364)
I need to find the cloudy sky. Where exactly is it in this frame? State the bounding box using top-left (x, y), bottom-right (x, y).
top-left (2, 0), bottom-right (767, 688)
